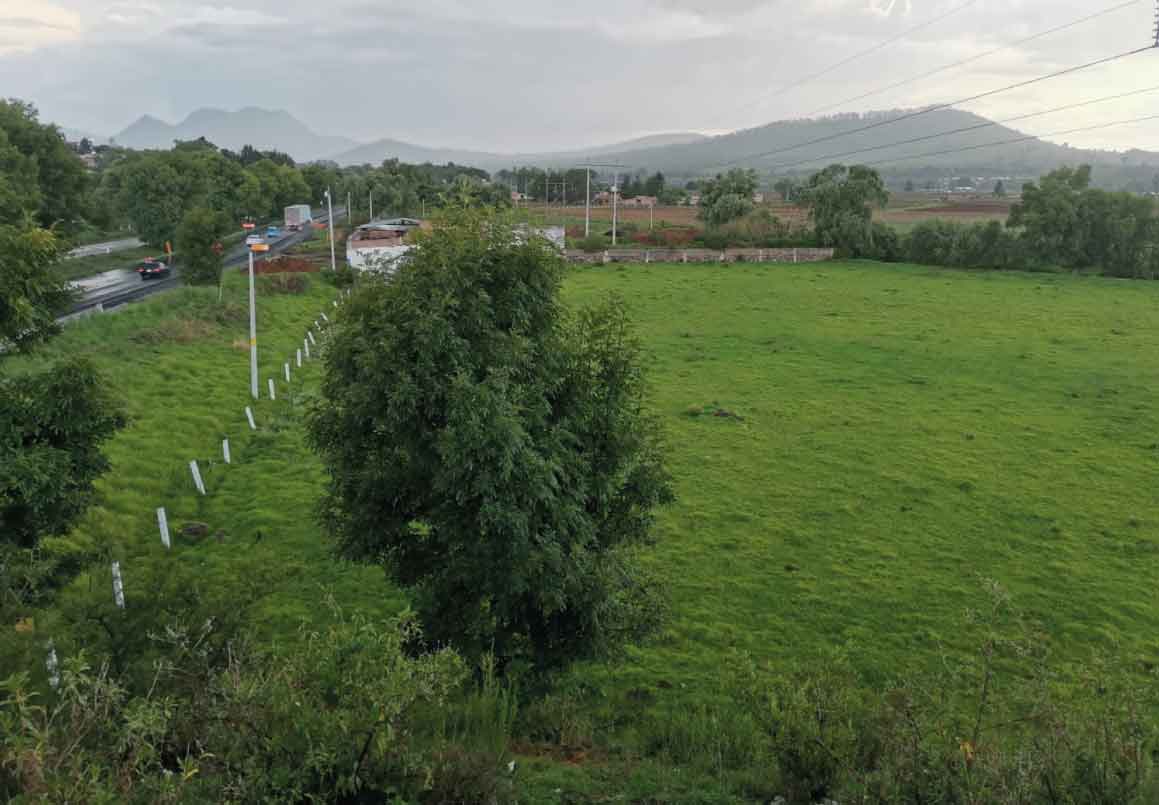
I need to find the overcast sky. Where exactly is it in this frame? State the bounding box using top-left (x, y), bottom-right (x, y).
top-left (2, 0), bottom-right (1158, 153)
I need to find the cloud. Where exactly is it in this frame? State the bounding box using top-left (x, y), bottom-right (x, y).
top-left (2, 0), bottom-right (1156, 154)
top-left (0, 2), bottom-right (81, 54)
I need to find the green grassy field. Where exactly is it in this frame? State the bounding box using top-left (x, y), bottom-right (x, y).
top-left (9, 258), bottom-right (1159, 800)
top-left (8, 271), bottom-right (398, 657)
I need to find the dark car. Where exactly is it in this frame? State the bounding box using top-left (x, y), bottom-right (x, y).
top-left (136, 258), bottom-right (171, 280)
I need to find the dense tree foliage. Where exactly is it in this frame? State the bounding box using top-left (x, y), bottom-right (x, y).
top-left (699, 168), bottom-right (758, 228)
top-left (175, 206), bottom-right (229, 285)
top-left (0, 100), bottom-right (87, 231)
top-left (1010, 165), bottom-right (1158, 277)
top-left (0, 225), bottom-right (73, 350)
top-left (0, 225), bottom-right (125, 613)
top-left (309, 210), bottom-right (673, 669)
top-left (800, 164), bottom-right (889, 255)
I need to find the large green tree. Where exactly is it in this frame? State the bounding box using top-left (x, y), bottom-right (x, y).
top-left (308, 210), bottom-right (673, 670)
top-left (0, 100), bottom-right (88, 231)
top-left (800, 164), bottom-right (889, 255)
top-left (176, 206), bottom-right (228, 285)
top-left (1, 225), bottom-right (125, 615)
top-left (698, 168), bottom-right (758, 228)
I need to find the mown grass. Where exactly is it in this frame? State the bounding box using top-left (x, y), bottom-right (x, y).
top-left (516, 259), bottom-right (1159, 798)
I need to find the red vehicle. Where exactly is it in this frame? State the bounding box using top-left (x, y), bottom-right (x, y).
top-left (136, 258), bottom-right (171, 280)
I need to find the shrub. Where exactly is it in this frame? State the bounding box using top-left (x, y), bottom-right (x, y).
top-left (575, 234), bottom-right (608, 253)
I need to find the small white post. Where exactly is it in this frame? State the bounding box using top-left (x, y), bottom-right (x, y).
top-left (222, 439), bottom-right (231, 465)
top-left (296, 349), bottom-right (302, 368)
top-left (189, 460), bottom-right (206, 495)
top-left (314, 319), bottom-right (320, 330)
top-left (332, 300), bottom-right (339, 308)
top-left (111, 561), bottom-right (125, 608)
top-left (46, 640), bottom-right (60, 689)
top-left (320, 311), bottom-right (329, 322)
top-left (157, 506), bottom-right (171, 549)
top-left (245, 406), bottom-right (257, 430)
top-left (284, 362), bottom-right (291, 383)
top-left (304, 339), bottom-right (311, 360)
top-left (308, 330), bottom-right (317, 346)
top-left (268, 378), bottom-right (276, 401)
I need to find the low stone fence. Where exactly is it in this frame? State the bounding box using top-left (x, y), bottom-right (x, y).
top-left (564, 247), bottom-right (834, 265)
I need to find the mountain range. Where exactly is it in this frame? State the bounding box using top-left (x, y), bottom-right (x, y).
top-left (100, 106), bottom-right (1159, 181)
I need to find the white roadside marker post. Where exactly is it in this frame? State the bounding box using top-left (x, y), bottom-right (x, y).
top-left (190, 460), bottom-right (206, 495)
top-left (157, 507), bottom-right (171, 549)
top-left (284, 362), bottom-right (291, 383)
top-left (46, 640), bottom-right (60, 689)
top-left (245, 406), bottom-right (257, 430)
top-left (321, 311), bottom-right (329, 322)
top-left (296, 349), bottom-right (302, 368)
top-left (308, 330), bottom-right (317, 346)
top-left (222, 439), bottom-right (231, 464)
top-left (268, 378), bottom-right (276, 401)
top-left (111, 561), bottom-right (125, 608)
top-left (304, 339), bottom-right (311, 359)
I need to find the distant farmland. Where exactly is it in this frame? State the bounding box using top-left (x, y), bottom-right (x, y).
top-left (522, 194), bottom-right (1016, 236)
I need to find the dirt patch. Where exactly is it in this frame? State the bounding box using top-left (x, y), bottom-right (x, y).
top-left (257, 273), bottom-right (311, 295)
top-left (244, 255), bottom-right (321, 275)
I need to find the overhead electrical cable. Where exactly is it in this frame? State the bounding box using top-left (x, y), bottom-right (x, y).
top-left (855, 112), bottom-right (1159, 169)
top-left (711, 44), bottom-right (1158, 170)
top-left (759, 83), bottom-right (1159, 172)
top-left (797, 0), bottom-right (1146, 120)
top-left (720, 0), bottom-right (982, 128)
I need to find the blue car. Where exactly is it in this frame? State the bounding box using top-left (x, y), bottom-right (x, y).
top-left (266, 225), bottom-right (281, 238)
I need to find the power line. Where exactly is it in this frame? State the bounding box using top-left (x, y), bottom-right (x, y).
top-left (799, 0), bottom-right (1146, 120)
top-left (722, 0), bottom-right (982, 129)
top-left (761, 84), bottom-right (1159, 173)
top-left (856, 112), bottom-right (1159, 169)
top-left (712, 44), bottom-right (1157, 170)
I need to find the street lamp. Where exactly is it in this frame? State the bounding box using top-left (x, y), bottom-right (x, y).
top-left (247, 240), bottom-right (270, 400)
top-left (325, 187), bottom-right (337, 272)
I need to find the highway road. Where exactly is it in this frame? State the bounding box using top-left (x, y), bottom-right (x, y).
top-left (65, 210), bottom-right (345, 317)
top-left (65, 237), bottom-right (145, 260)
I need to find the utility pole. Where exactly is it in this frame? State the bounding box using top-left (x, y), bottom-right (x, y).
top-left (585, 167), bottom-right (591, 237)
top-left (369, 189), bottom-right (374, 221)
top-left (612, 172), bottom-right (622, 246)
top-left (325, 187), bottom-right (336, 272)
top-left (650, 202), bottom-right (654, 231)
top-left (1153, 0), bottom-right (1158, 48)
top-left (545, 174), bottom-right (550, 223)
top-left (347, 192), bottom-right (352, 224)
top-left (578, 162), bottom-right (626, 242)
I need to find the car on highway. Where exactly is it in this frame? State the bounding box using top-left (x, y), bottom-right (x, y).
top-left (266, 225), bottom-right (281, 238)
top-left (245, 233), bottom-right (265, 246)
top-left (136, 258), bottom-right (171, 280)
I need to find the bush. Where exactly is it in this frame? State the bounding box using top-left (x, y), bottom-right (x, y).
top-left (0, 607), bottom-right (505, 802)
top-left (575, 234), bottom-right (608, 253)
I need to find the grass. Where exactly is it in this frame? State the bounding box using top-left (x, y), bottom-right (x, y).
top-left (9, 257), bottom-right (1159, 799)
top-left (8, 270), bottom-right (399, 655)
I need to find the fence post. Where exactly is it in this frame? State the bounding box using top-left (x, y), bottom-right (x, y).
top-left (111, 561), bottom-right (125, 608)
top-left (157, 507), bottom-right (171, 548)
top-left (189, 460), bottom-right (206, 495)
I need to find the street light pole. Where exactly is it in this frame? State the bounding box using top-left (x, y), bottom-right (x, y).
top-left (612, 172), bottom-right (619, 246)
top-left (326, 187), bottom-right (336, 272)
top-left (247, 249), bottom-right (258, 400)
top-left (369, 189), bottom-right (374, 221)
top-left (585, 167), bottom-right (591, 238)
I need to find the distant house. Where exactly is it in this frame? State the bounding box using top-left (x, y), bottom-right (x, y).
top-left (511, 190), bottom-right (529, 203)
top-left (346, 219), bottom-right (423, 272)
top-left (752, 192), bottom-right (766, 204)
top-left (621, 195), bottom-right (658, 208)
top-left (688, 193), bottom-right (702, 206)
top-left (593, 191), bottom-right (613, 206)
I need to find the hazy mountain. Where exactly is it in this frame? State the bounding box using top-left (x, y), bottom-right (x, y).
top-left (111, 107), bottom-right (359, 161)
top-left (329, 132), bottom-right (710, 168)
top-left (573, 108), bottom-right (1159, 181)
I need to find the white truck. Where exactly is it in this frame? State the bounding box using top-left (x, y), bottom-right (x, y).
top-left (284, 204), bottom-right (313, 231)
